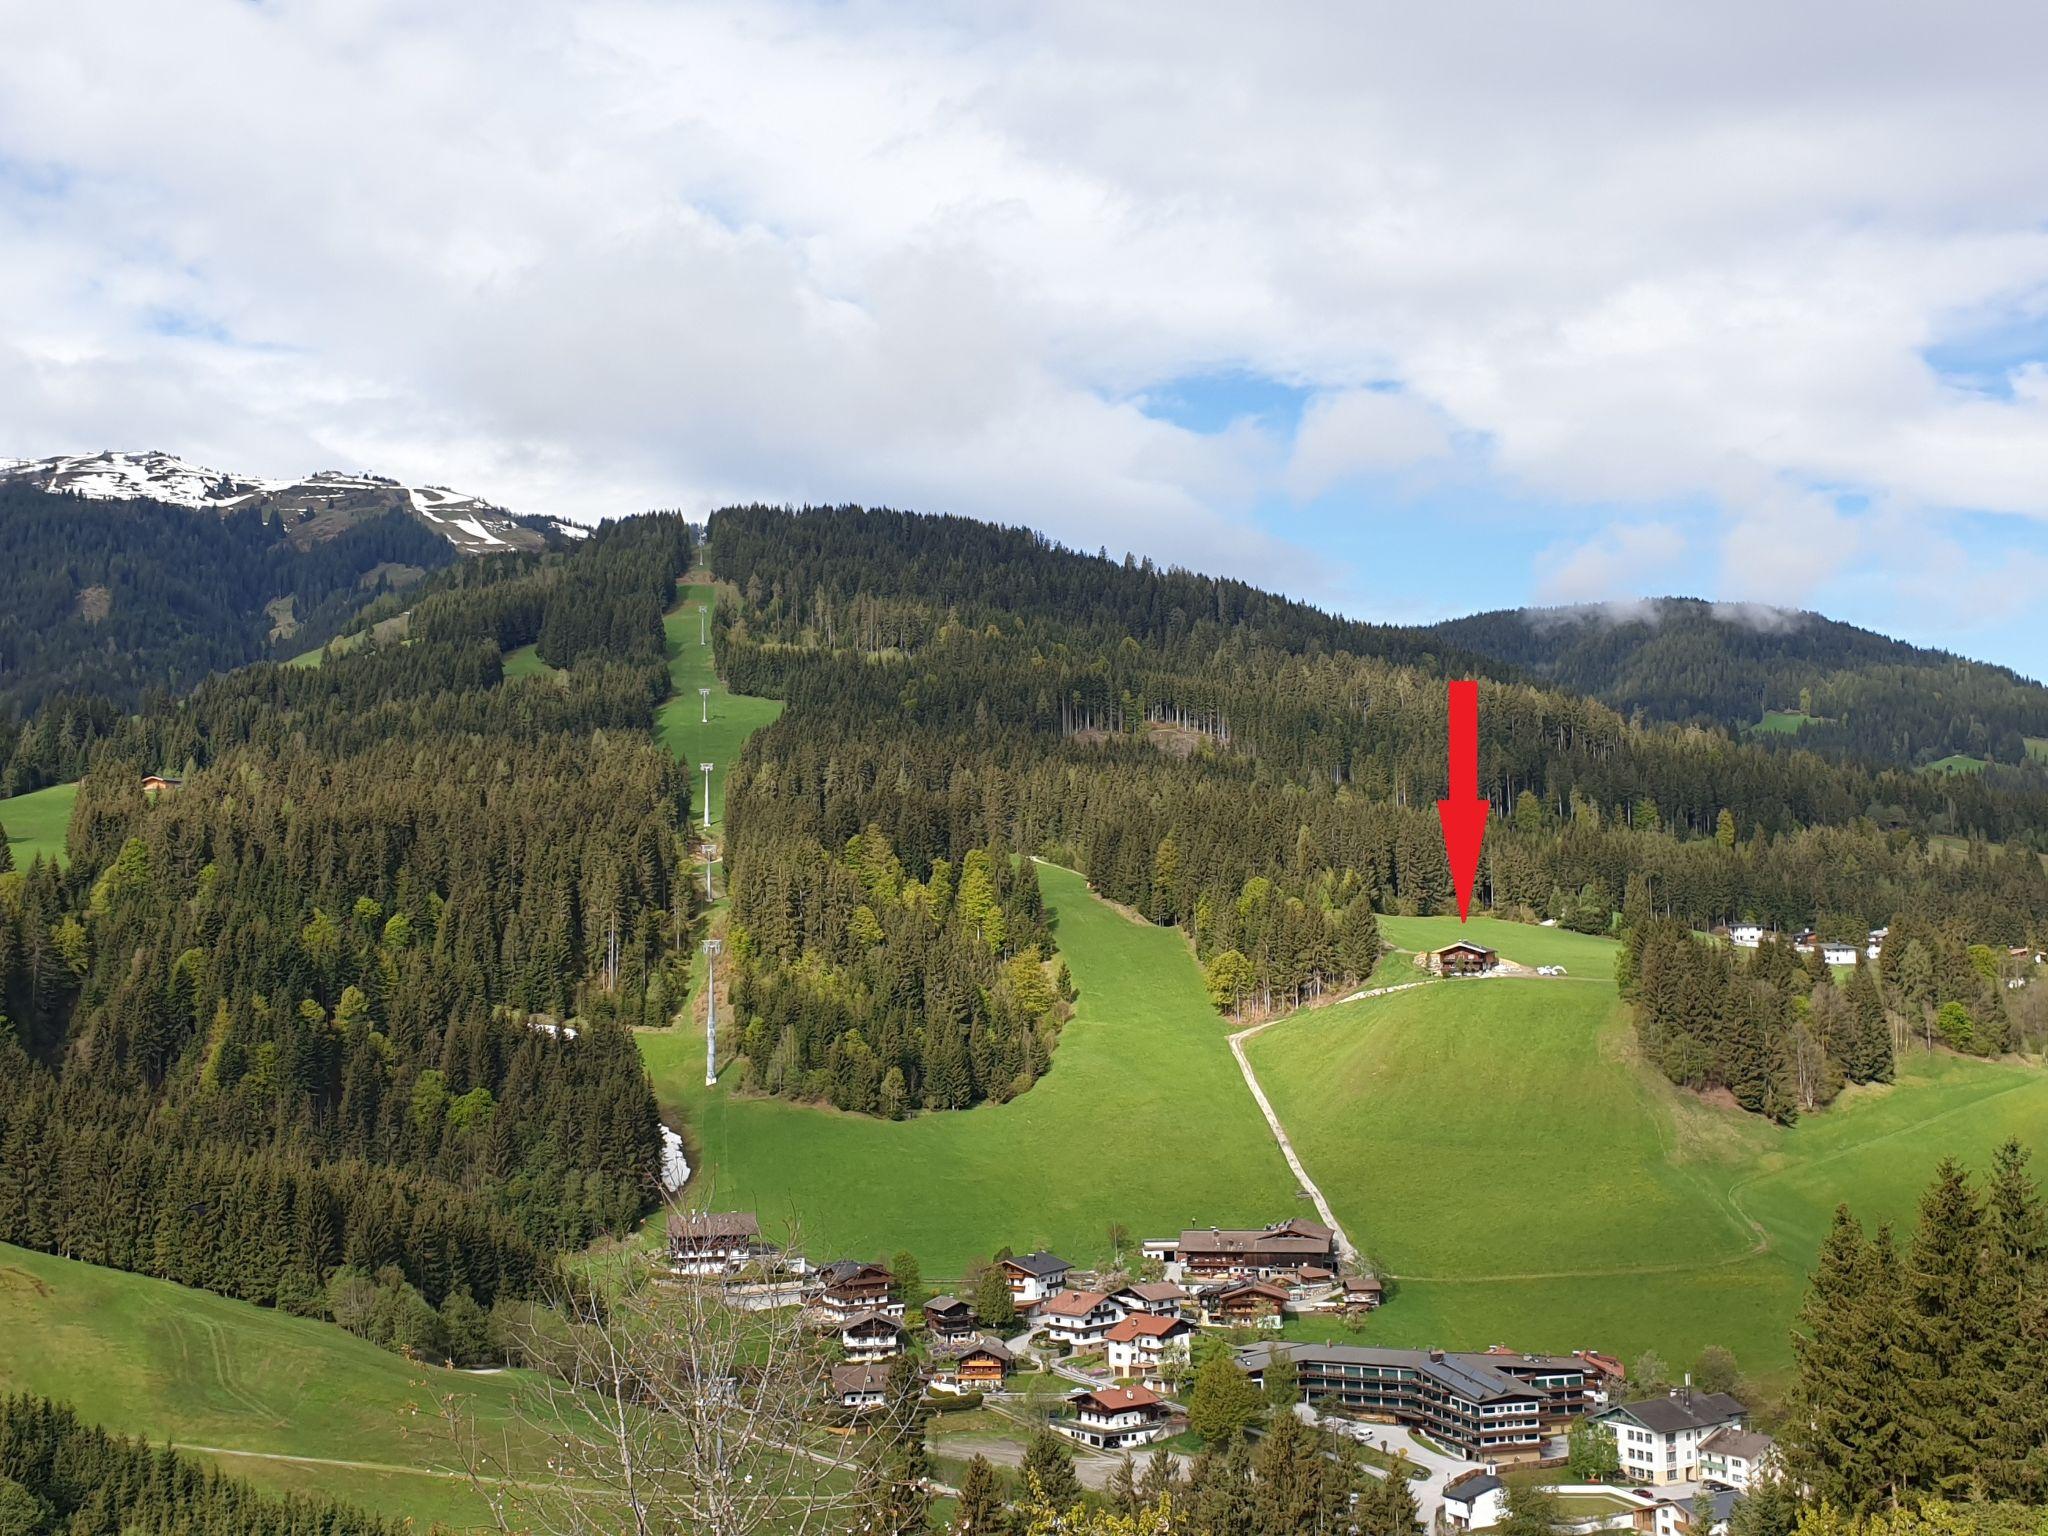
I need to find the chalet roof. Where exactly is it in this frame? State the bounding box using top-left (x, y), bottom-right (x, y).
top-left (1176, 1219), bottom-right (1335, 1257)
top-left (1070, 1384), bottom-right (1163, 1414)
top-left (1203, 1277), bottom-right (1290, 1302)
top-left (1043, 1288), bottom-right (1112, 1317)
top-left (936, 1334), bottom-right (1016, 1364)
top-left (838, 1310), bottom-right (907, 1335)
top-left (924, 1294), bottom-right (972, 1315)
top-left (1700, 1427), bottom-right (1775, 1462)
top-left (1004, 1251), bottom-right (1071, 1277)
top-left (667, 1211), bottom-right (760, 1242)
top-left (1114, 1281), bottom-right (1187, 1302)
top-left (831, 1362), bottom-right (892, 1395)
top-left (1434, 940), bottom-right (1496, 956)
top-left (1106, 1313), bottom-right (1190, 1342)
top-left (1602, 1391), bottom-right (1746, 1436)
top-left (1343, 1275), bottom-right (1385, 1293)
top-left (819, 1259), bottom-right (891, 1286)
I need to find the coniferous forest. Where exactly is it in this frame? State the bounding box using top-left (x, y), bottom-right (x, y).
top-left (0, 515), bottom-right (694, 1357)
top-left (703, 505), bottom-right (2048, 1114)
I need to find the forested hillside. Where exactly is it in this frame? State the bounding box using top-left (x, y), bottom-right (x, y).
top-left (0, 514), bottom-right (693, 1358)
top-left (1428, 598), bottom-right (2048, 771)
top-left (0, 483), bottom-right (465, 712)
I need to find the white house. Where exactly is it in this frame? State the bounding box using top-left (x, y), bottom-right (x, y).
top-left (1595, 1389), bottom-right (1748, 1486)
top-left (1651, 1489), bottom-right (1741, 1536)
top-left (1058, 1385), bottom-right (1173, 1450)
top-left (839, 1310), bottom-right (907, 1362)
top-left (1822, 942), bottom-right (1860, 967)
top-left (1109, 1281), bottom-right (1187, 1317)
top-left (1699, 1427), bottom-right (1777, 1490)
top-left (1104, 1313), bottom-right (1193, 1387)
top-left (1729, 924), bottom-right (1764, 949)
top-left (1441, 1473), bottom-right (1506, 1531)
top-left (1002, 1252), bottom-right (1073, 1309)
top-left (1040, 1288), bottom-right (1123, 1348)
top-left (666, 1211), bottom-right (766, 1277)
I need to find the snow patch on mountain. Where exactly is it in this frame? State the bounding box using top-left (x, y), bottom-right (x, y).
top-left (1, 449), bottom-right (585, 554)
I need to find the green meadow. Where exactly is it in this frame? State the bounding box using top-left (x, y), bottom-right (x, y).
top-left (1924, 754), bottom-right (1988, 774)
top-left (1, 780), bottom-right (79, 865)
top-left (0, 1242), bottom-right (544, 1529)
top-left (647, 858), bottom-right (1303, 1274)
top-left (1250, 928), bottom-right (2048, 1382)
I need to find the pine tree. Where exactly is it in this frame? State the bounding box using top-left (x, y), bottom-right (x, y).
top-left (1786, 1207), bottom-right (1901, 1512)
top-left (950, 1455), bottom-right (1006, 1534)
top-left (1188, 1351), bottom-right (1263, 1444)
top-left (1893, 1161), bottom-right (1988, 1498)
top-left (1020, 1426), bottom-right (1080, 1509)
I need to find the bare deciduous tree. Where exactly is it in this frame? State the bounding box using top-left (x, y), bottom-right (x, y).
top-left (438, 1207), bottom-right (924, 1536)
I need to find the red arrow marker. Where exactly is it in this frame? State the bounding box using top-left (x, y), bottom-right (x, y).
top-left (1437, 679), bottom-right (1488, 922)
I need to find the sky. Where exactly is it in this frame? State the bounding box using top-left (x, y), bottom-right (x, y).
top-left (3, 2), bottom-right (2048, 676)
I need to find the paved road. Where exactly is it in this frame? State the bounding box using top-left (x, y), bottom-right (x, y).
top-left (1316, 1414), bottom-right (1482, 1526)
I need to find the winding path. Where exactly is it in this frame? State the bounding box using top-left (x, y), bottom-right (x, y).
top-left (1223, 981), bottom-right (1430, 1264)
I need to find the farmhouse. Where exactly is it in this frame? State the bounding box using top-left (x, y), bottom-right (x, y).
top-left (831, 1361), bottom-right (893, 1412)
top-left (838, 1310), bottom-right (907, 1361)
top-left (1196, 1277), bottom-right (1290, 1326)
top-left (1440, 1473), bottom-right (1507, 1531)
top-left (923, 1294), bottom-right (977, 1341)
top-left (1041, 1288), bottom-right (1123, 1348)
top-left (1237, 1343), bottom-right (1593, 1463)
top-left (140, 774), bottom-right (183, 794)
top-left (1699, 1427), bottom-right (1778, 1490)
top-left (932, 1336), bottom-right (1014, 1392)
top-left (1165, 1218), bottom-right (1338, 1278)
top-left (1104, 1313), bottom-right (1193, 1387)
top-left (816, 1260), bottom-right (898, 1321)
top-left (667, 1211), bottom-right (766, 1276)
top-left (1595, 1388), bottom-right (1749, 1486)
top-left (1339, 1274), bottom-right (1385, 1313)
top-left (1728, 924), bottom-right (1764, 948)
top-left (1057, 1385), bottom-right (1174, 1451)
top-left (1109, 1280), bottom-right (1188, 1317)
top-left (1002, 1251), bottom-right (1073, 1308)
top-left (1426, 941), bottom-right (1498, 976)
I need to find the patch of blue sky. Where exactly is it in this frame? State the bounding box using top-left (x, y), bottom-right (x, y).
top-left (1136, 369), bottom-right (1311, 434)
top-left (1921, 306), bottom-right (2048, 399)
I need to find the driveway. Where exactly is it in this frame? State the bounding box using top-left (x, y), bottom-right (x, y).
top-left (1317, 1415), bottom-right (1483, 1526)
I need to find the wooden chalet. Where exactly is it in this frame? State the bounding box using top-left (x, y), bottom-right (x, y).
top-left (1427, 941), bottom-right (1498, 976)
top-left (1169, 1219), bottom-right (1337, 1278)
top-left (1197, 1276), bottom-right (1291, 1326)
top-left (816, 1260), bottom-right (898, 1321)
top-left (923, 1293), bottom-right (977, 1340)
top-left (838, 1310), bottom-right (907, 1361)
top-left (933, 1335), bottom-right (1015, 1392)
top-left (667, 1211), bottom-right (765, 1276)
top-left (1057, 1384), bottom-right (1174, 1450)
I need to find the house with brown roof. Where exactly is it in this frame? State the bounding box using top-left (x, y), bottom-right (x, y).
top-left (1104, 1313), bottom-right (1193, 1388)
top-left (831, 1361), bottom-right (894, 1411)
top-left (1165, 1219), bottom-right (1337, 1279)
top-left (923, 1294), bottom-right (977, 1341)
top-left (1109, 1280), bottom-right (1188, 1318)
top-left (838, 1310), bottom-right (908, 1362)
top-left (1040, 1288), bottom-right (1122, 1348)
top-left (1426, 941), bottom-right (1498, 976)
top-left (816, 1260), bottom-right (898, 1321)
top-left (1196, 1277), bottom-right (1290, 1326)
top-left (932, 1335), bottom-right (1015, 1393)
top-left (1699, 1427), bottom-right (1778, 1490)
top-left (667, 1211), bottom-right (766, 1276)
top-left (1057, 1385), bottom-right (1174, 1450)
top-left (1339, 1274), bottom-right (1385, 1313)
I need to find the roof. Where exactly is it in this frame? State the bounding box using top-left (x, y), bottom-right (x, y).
top-left (1343, 1275), bottom-right (1385, 1293)
top-left (1682, 1489), bottom-right (1741, 1528)
top-left (1043, 1288), bottom-right (1112, 1317)
top-left (1235, 1343), bottom-right (1547, 1405)
top-left (1003, 1251), bottom-right (1071, 1277)
top-left (819, 1259), bottom-right (890, 1286)
top-left (831, 1362), bottom-right (892, 1395)
top-left (1176, 1220), bottom-right (1335, 1257)
top-left (1106, 1313), bottom-right (1190, 1342)
top-left (1114, 1281), bottom-right (1187, 1302)
top-left (838, 1309), bottom-right (907, 1334)
top-left (1433, 941), bottom-right (1496, 958)
top-left (668, 1211), bottom-right (760, 1242)
top-left (1443, 1474), bottom-right (1504, 1505)
top-left (1070, 1384), bottom-right (1163, 1414)
top-left (1701, 1427), bottom-right (1775, 1462)
top-left (924, 1294), bottom-right (972, 1315)
top-left (936, 1334), bottom-right (1016, 1364)
top-left (1601, 1391), bottom-right (1746, 1435)
top-left (1204, 1277), bottom-right (1290, 1302)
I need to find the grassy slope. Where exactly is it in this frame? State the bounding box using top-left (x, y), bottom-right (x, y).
top-left (1754, 710), bottom-right (1818, 734)
top-left (657, 859), bottom-right (1303, 1274)
top-left (1924, 754), bottom-right (1988, 774)
top-left (1, 780), bottom-right (78, 865)
top-left (641, 580), bottom-right (1298, 1272)
top-left (0, 1243), bottom-right (540, 1529)
top-left (1251, 919), bottom-right (2048, 1379)
top-left (501, 641), bottom-right (556, 680)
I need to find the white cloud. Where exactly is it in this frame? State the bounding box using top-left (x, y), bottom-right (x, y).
top-left (1537, 523), bottom-right (1689, 605)
top-left (3, 0), bottom-right (2048, 648)
top-left (1286, 388), bottom-right (1452, 500)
